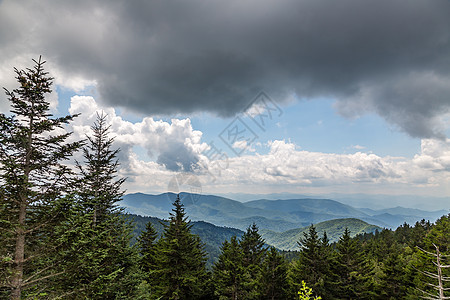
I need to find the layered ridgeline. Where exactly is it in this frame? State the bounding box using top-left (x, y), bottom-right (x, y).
top-left (122, 192), bottom-right (447, 261)
top-left (120, 192), bottom-right (448, 231)
top-left (129, 214), bottom-right (382, 259)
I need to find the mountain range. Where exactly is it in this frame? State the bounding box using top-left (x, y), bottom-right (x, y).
top-left (122, 192), bottom-right (448, 261)
top-left (120, 192), bottom-right (448, 231)
top-left (128, 215), bottom-right (380, 263)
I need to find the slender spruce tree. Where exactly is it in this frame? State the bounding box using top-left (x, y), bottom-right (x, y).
top-left (332, 227), bottom-right (373, 299)
top-left (76, 112), bottom-right (125, 223)
top-left (53, 112), bottom-right (139, 298)
top-left (0, 57), bottom-right (82, 299)
top-left (138, 221), bottom-right (159, 275)
top-left (213, 236), bottom-right (246, 300)
top-left (240, 223), bottom-right (267, 299)
top-left (138, 220), bottom-right (159, 297)
top-left (155, 194), bottom-right (209, 299)
top-left (289, 225), bottom-right (330, 299)
top-left (260, 246), bottom-right (290, 299)
top-left (378, 250), bottom-right (407, 298)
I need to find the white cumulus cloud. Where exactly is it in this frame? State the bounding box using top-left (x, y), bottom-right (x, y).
top-left (63, 97), bottom-right (450, 197)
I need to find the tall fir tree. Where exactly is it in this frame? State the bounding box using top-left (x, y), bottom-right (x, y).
top-left (155, 195), bottom-right (210, 299)
top-left (213, 236), bottom-right (246, 300)
top-left (289, 225), bottom-right (331, 299)
top-left (0, 57), bottom-right (81, 299)
top-left (377, 249), bottom-right (407, 299)
top-left (138, 221), bottom-right (159, 276)
top-left (332, 227), bottom-right (373, 300)
top-left (239, 223), bottom-right (267, 299)
top-left (52, 112), bottom-right (139, 298)
top-left (137, 221), bottom-right (160, 298)
top-left (76, 112), bottom-right (125, 223)
top-left (260, 246), bottom-right (290, 300)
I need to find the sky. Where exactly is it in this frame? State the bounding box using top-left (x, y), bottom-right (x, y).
top-left (1, 0), bottom-right (450, 208)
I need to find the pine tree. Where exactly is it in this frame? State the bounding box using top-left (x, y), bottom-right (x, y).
top-left (241, 223), bottom-right (267, 267)
top-left (137, 221), bottom-right (160, 298)
top-left (138, 221), bottom-right (159, 276)
top-left (289, 225), bottom-right (330, 299)
top-left (260, 246), bottom-right (289, 300)
top-left (332, 228), bottom-right (373, 299)
top-left (155, 195), bottom-right (209, 299)
top-left (76, 112), bottom-right (125, 224)
top-left (0, 57), bottom-right (81, 299)
top-left (319, 231), bottom-right (338, 299)
top-left (52, 112), bottom-right (139, 298)
top-left (53, 212), bottom-right (139, 299)
top-left (213, 236), bottom-right (246, 300)
top-left (240, 222), bottom-right (267, 299)
top-left (378, 250), bottom-right (407, 298)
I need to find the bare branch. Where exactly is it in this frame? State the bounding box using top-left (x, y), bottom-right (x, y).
top-left (22, 271), bottom-right (64, 287)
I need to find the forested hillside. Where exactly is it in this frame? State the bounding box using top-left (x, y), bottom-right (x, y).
top-left (129, 214), bottom-right (244, 265)
top-left (260, 218), bottom-right (381, 250)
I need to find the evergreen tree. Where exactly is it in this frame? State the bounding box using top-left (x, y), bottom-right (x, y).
top-left (136, 221), bottom-right (160, 298)
top-left (54, 213), bottom-right (140, 299)
top-left (289, 225), bottom-right (330, 299)
top-left (138, 221), bottom-right (159, 276)
top-left (410, 219), bottom-right (432, 249)
top-left (52, 112), bottom-right (139, 298)
top-left (332, 228), bottom-right (373, 299)
top-left (213, 236), bottom-right (246, 300)
top-left (239, 223), bottom-right (267, 299)
top-left (76, 112), bottom-right (125, 224)
top-left (155, 195), bottom-right (210, 299)
top-left (241, 223), bottom-right (267, 267)
top-left (424, 214), bottom-right (449, 253)
top-left (319, 231), bottom-right (338, 299)
top-left (0, 57), bottom-right (81, 299)
top-left (260, 246), bottom-right (289, 300)
top-left (377, 250), bottom-right (407, 299)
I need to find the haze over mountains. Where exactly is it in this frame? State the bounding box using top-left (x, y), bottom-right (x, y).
top-left (120, 192), bottom-right (448, 231)
top-left (217, 192), bottom-right (450, 211)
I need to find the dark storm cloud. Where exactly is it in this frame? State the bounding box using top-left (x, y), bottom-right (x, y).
top-left (1, 0), bottom-right (450, 138)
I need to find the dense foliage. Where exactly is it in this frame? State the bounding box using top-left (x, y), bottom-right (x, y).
top-left (0, 57), bottom-right (82, 299)
top-left (261, 218), bottom-right (381, 251)
top-left (51, 112), bottom-right (139, 299)
top-left (131, 214), bottom-right (244, 266)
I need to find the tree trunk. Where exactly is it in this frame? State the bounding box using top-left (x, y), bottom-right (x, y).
top-left (11, 198), bottom-right (27, 300)
top-left (436, 246), bottom-right (444, 300)
top-left (11, 104), bottom-right (33, 299)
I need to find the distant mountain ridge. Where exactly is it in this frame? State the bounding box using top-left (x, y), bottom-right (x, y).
top-left (244, 198), bottom-right (366, 217)
top-left (123, 192), bottom-right (448, 262)
top-left (218, 192), bottom-right (450, 211)
top-left (120, 192), bottom-right (448, 232)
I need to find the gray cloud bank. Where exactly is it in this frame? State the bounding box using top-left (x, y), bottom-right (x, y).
top-left (1, 0), bottom-right (450, 138)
